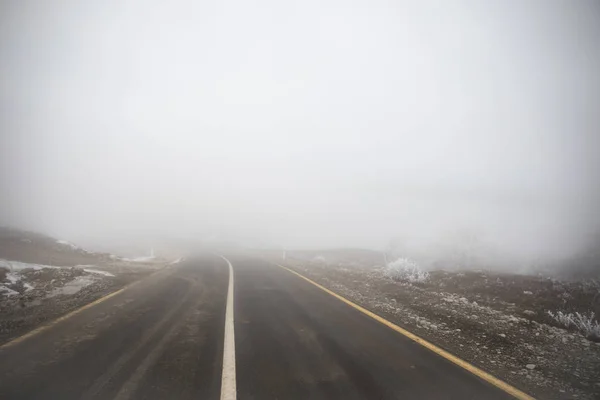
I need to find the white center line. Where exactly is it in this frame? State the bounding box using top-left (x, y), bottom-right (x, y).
top-left (219, 255), bottom-right (236, 400)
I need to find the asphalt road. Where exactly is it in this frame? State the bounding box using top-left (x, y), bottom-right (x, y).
top-left (0, 255), bottom-right (522, 399)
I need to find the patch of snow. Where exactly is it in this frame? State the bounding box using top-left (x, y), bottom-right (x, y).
top-left (6, 272), bottom-right (20, 284)
top-left (48, 276), bottom-right (96, 297)
top-left (0, 285), bottom-right (18, 296)
top-left (312, 255), bottom-right (327, 263)
top-left (170, 257), bottom-right (184, 265)
top-left (122, 255), bottom-right (155, 262)
top-left (0, 270), bottom-right (34, 296)
top-left (83, 268), bottom-right (115, 277)
top-left (0, 259), bottom-right (60, 271)
top-left (1, 259), bottom-right (115, 297)
top-left (56, 239), bottom-right (79, 250)
top-left (55, 240), bottom-right (93, 254)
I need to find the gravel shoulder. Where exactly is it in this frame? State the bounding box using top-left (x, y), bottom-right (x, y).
top-left (0, 259), bottom-right (171, 346)
top-left (281, 258), bottom-right (600, 400)
top-left (0, 226), bottom-right (185, 345)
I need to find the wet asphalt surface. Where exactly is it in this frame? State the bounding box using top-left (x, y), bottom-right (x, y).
top-left (0, 255), bottom-right (517, 399)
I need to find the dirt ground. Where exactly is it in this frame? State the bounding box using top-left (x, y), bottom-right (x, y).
top-left (0, 227), bottom-right (112, 266)
top-left (280, 257), bottom-right (600, 400)
top-left (0, 227), bottom-right (184, 345)
top-left (423, 270), bottom-right (600, 334)
top-left (0, 259), bottom-right (169, 345)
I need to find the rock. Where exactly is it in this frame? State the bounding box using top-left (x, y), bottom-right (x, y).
top-left (526, 364), bottom-right (536, 370)
top-left (499, 333), bottom-right (506, 338)
top-left (523, 310), bottom-right (535, 316)
top-left (523, 291), bottom-right (533, 295)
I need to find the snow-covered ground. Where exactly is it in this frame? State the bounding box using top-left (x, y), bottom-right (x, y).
top-left (55, 239), bottom-right (82, 251)
top-left (0, 259), bottom-right (109, 297)
top-left (82, 268), bottom-right (115, 277)
top-left (47, 275), bottom-right (98, 297)
top-left (0, 259), bottom-right (61, 272)
top-left (121, 256), bottom-right (156, 262)
top-left (0, 253), bottom-right (171, 299)
top-left (170, 257), bottom-right (184, 265)
top-left (0, 258), bottom-right (125, 300)
top-left (0, 254), bottom-right (174, 345)
top-left (1, 260), bottom-right (57, 296)
top-left (120, 249), bottom-right (158, 262)
top-left (0, 227), bottom-right (185, 345)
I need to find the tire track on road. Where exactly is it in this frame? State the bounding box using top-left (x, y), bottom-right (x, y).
top-left (80, 276), bottom-right (197, 400)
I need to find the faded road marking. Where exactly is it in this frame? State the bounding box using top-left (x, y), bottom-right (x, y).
top-left (219, 255), bottom-right (237, 400)
top-left (277, 264), bottom-right (535, 400)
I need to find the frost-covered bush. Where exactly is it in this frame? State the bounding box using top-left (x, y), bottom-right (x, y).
top-left (385, 257), bottom-right (429, 283)
top-left (312, 255), bottom-right (326, 264)
top-left (547, 310), bottom-right (600, 341)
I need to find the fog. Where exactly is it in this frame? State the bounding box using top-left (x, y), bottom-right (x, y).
top-left (1, 1), bottom-right (599, 268)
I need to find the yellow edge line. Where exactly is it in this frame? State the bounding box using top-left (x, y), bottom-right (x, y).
top-left (0, 288), bottom-right (126, 349)
top-left (277, 264), bottom-right (535, 400)
top-left (0, 266), bottom-right (169, 350)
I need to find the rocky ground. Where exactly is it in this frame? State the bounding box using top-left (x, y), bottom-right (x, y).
top-left (0, 227), bottom-right (179, 345)
top-left (281, 256), bottom-right (600, 400)
top-left (0, 258), bottom-right (172, 345)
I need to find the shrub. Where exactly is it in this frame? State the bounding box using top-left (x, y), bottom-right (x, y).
top-left (547, 310), bottom-right (600, 341)
top-left (385, 257), bottom-right (429, 283)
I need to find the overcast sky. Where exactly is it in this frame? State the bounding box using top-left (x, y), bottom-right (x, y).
top-left (1, 1), bottom-right (599, 259)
